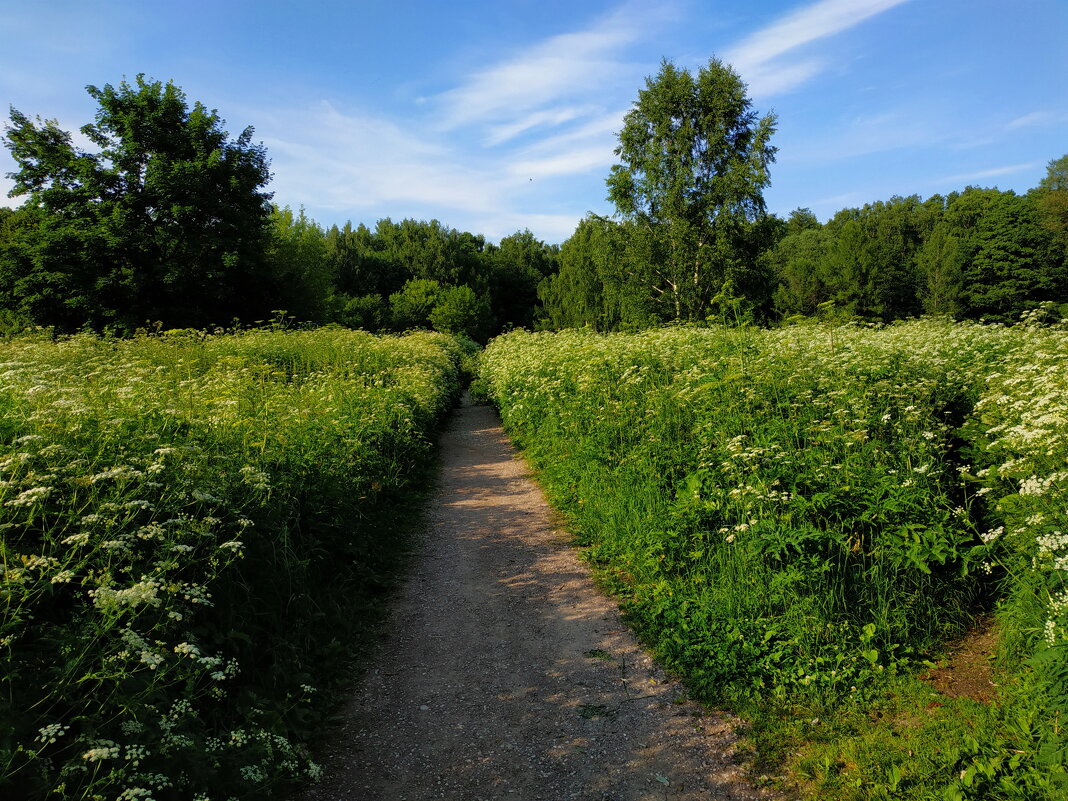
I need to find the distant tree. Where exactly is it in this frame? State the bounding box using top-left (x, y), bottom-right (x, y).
top-left (388, 278), bottom-right (442, 330)
top-left (428, 284), bottom-right (491, 341)
top-left (784, 207), bottom-right (820, 236)
top-left (2, 75), bottom-right (274, 330)
top-left (326, 221), bottom-right (405, 299)
top-left (769, 227), bottom-right (831, 317)
top-left (485, 229), bottom-right (557, 329)
top-left (962, 191), bottom-right (1063, 321)
top-left (1034, 154), bottom-right (1068, 265)
top-left (265, 206), bottom-right (331, 322)
top-left (374, 218), bottom-right (484, 287)
top-left (339, 293), bottom-right (389, 331)
top-left (606, 57), bottom-right (777, 322)
top-left (818, 197), bottom-right (925, 320)
top-left (916, 222), bottom-right (963, 317)
top-left (538, 214), bottom-right (651, 330)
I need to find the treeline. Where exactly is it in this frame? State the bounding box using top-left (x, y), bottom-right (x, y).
top-left (543, 166), bottom-right (1068, 330)
top-left (2, 72), bottom-right (1065, 337)
top-left (0, 75), bottom-right (555, 340)
top-left (266, 211), bottom-right (556, 340)
top-left (768, 178), bottom-right (1068, 322)
top-left (540, 58), bottom-right (1067, 330)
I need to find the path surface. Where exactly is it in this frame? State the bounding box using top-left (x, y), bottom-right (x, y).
top-left (299, 396), bottom-right (773, 801)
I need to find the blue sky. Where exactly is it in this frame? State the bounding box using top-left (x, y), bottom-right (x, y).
top-left (1, 0), bottom-right (1065, 243)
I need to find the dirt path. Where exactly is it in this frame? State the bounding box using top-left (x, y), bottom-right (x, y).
top-left (298, 396), bottom-right (773, 801)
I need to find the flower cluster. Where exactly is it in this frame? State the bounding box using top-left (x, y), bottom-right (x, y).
top-left (0, 328), bottom-right (462, 799)
top-left (481, 319), bottom-right (1062, 713)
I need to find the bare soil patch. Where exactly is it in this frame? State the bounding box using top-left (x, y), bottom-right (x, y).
top-left (919, 617), bottom-right (1000, 704)
top-left (296, 396), bottom-right (774, 800)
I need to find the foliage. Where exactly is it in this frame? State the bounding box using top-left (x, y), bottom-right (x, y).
top-left (389, 278), bottom-right (443, 330)
top-left (962, 192), bottom-right (1064, 321)
top-left (264, 206), bottom-right (332, 323)
top-left (0, 328), bottom-right (463, 799)
top-left (321, 218), bottom-right (557, 335)
top-left (2, 76), bottom-right (274, 331)
top-left (486, 229), bottom-right (557, 330)
top-left (767, 185), bottom-right (1067, 324)
top-left (585, 57), bottom-right (777, 326)
top-left (1034, 155), bottom-right (1068, 261)
top-left (428, 284), bottom-right (491, 341)
top-left (538, 215), bottom-right (651, 331)
top-left (606, 58), bottom-right (777, 323)
top-left (480, 318), bottom-right (1068, 797)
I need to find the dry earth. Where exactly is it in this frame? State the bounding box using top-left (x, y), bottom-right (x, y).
top-left (297, 395), bottom-right (776, 801)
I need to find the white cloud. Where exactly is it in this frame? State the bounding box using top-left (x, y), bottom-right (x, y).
top-left (740, 57), bottom-right (826, 97)
top-left (437, 37), bottom-right (623, 131)
top-left (931, 162), bottom-right (1040, 187)
top-left (247, 99), bottom-right (596, 243)
top-left (484, 106), bottom-right (593, 146)
top-left (792, 108), bottom-right (946, 162)
top-left (723, 0), bottom-right (912, 96)
top-left (222, 2), bottom-right (685, 242)
top-left (0, 176), bottom-right (20, 209)
top-left (507, 146), bottom-right (616, 180)
top-left (1006, 110), bottom-right (1057, 130)
top-left (434, 1), bottom-right (671, 133)
top-left (522, 109), bottom-right (628, 152)
top-left (503, 108), bottom-right (628, 181)
top-left (260, 102), bottom-right (508, 215)
top-left (475, 212), bottom-right (583, 244)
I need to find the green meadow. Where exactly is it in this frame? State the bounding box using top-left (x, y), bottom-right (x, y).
top-left (0, 328), bottom-right (464, 799)
top-left (480, 317), bottom-right (1068, 799)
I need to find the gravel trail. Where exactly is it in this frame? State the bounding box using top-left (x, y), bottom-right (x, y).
top-left (298, 395), bottom-right (775, 801)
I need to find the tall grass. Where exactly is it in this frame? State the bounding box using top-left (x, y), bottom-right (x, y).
top-left (480, 317), bottom-right (1068, 798)
top-left (0, 327), bottom-right (463, 800)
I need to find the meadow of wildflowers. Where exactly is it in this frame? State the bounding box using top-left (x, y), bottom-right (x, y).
top-left (0, 328), bottom-right (463, 799)
top-left (481, 316), bottom-right (1068, 798)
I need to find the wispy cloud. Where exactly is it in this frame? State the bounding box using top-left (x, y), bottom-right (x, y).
top-left (0, 176), bottom-right (18, 208)
top-left (434, 1), bottom-right (672, 133)
top-left (1006, 110), bottom-right (1058, 130)
top-left (506, 109), bottom-right (628, 178)
top-left (484, 106), bottom-right (594, 147)
top-left (724, 0), bottom-right (912, 96)
top-left (259, 101), bottom-right (508, 215)
top-left (792, 107), bottom-right (949, 162)
top-left (247, 98), bottom-right (599, 242)
top-left (507, 146), bottom-right (616, 181)
top-left (436, 29), bottom-right (628, 131)
top-left (931, 162), bottom-right (1040, 187)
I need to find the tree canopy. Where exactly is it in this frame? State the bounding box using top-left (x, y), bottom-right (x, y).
top-left (0, 71), bottom-right (1062, 336)
top-left (2, 75), bottom-right (274, 331)
top-left (606, 57), bottom-right (777, 322)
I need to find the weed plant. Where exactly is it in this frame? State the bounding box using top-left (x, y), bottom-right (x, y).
top-left (481, 317), bottom-right (1068, 798)
top-left (0, 327), bottom-right (462, 799)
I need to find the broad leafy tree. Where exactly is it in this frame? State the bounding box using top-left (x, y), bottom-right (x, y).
top-left (265, 206), bottom-right (332, 323)
top-left (2, 75), bottom-right (273, 330)
top-left (484, 229), bottom-right (557, 330)
top-left (428, 284), bottom-right (491, 341)
top-left (916, 222), bottom-right (963, 317)
top-left (606, 58), bottom-right (777, 322)
top-left (537, 214), bottom-right (651, 330)
top-left (1034, 154), bottom-right (1068, 266)
top-left (962, 191), bottom-right (1063, 320)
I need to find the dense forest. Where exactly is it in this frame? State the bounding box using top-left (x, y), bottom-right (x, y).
top-left (1, 71), bottom-right (1065, 338)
